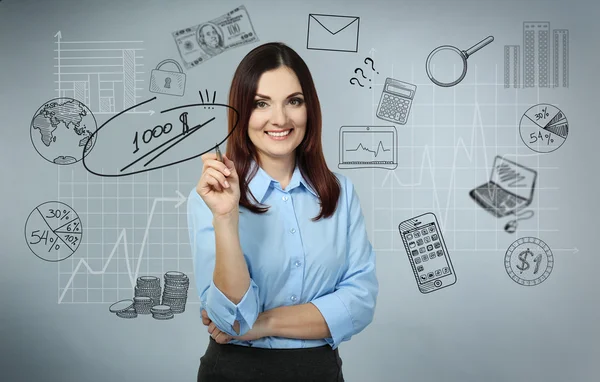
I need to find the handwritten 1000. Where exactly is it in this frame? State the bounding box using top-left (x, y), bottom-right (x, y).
top-left (132, 112), bottom-right (190, 154)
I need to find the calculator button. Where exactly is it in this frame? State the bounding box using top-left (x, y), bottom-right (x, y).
top-left (414, 257), bottom-right (421, 264)
top-left (432, 234), bottom-right (438, 241)
top-left (436, 250), bottom-right (443, 257)
top-left (421, 229), bottom-right (428, 235)
top-left (412, 250), bottom-right (419, 256)
top-left (409, 242), bottom-right (416, 248)
top-left (433, 280), bottom-right (442, 287)
top-left (414, 232), bottom-right (421, 238)
top-left (435, 269), bottom-right (442, 276)
top-left (424, 236), bottom-right (431, 243)
top-left (434, 242), bottom-right (441, 249)
top-left (421, 255), bottom-right (428, 262)
top-left (442, 267), bottom-right (449, 274)
top-left (427, 244), bottom-right (433, 251)
top-left (406, 234), bottom-right (413, 240)
top-left (428, 226), bottom-right (436, 233)
top-left (420, 274), bottom-right (428, 282)
top-left (416, 239), bottom-right (424, 246)
top-left (429, 253), bottom-right (436, 260)
top-left (417, 265), bottom-right (424, 272)
top-left (419, 247), bottom-right (426, 253)
top-left (427, 272), bottom-right (435, 279)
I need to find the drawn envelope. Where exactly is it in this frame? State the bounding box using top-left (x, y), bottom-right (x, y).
top-left (307, 13), bottom-right (360, 53)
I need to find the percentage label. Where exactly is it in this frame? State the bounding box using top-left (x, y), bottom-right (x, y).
top-left (529, 131), bottom-right (555, 145)
top-left (46, 208), bottom-right (71, 221)
top-left (64, 234), bottom-right (79, 245)
top-left (67, 222), bottom-right (80, 232)
top-left (534, 107), bottom-right (550, 121)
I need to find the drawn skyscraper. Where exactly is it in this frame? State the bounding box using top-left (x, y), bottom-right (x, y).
top-left (523, 22), bottom-right (550, 88)
top-left (504, 45), bottom-right (520, 88)
top-left (553, 29), bottom-right (569, 88)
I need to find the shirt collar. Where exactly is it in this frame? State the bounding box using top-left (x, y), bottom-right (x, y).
top-left (247, 159), bottom-right (318, 203)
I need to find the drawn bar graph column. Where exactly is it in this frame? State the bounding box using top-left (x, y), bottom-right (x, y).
top-left (504, 45), bottom-right (520, 88)
top-left (54, 31), bottom-right (148, 115)
top-left (523, 22), bottom-right (550, 88)
top-left (122, 49), bottom-right (136, 109)
top-left (553, 29), bottom-right (569, 88)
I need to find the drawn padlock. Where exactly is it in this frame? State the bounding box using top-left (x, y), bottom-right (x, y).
top-left (149, 59), bottom-right (186, 97)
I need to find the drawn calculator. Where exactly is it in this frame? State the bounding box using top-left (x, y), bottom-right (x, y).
top-left (376, 78), bottom-right (417, 125)
top-left (398, 212), bottom-right (456, 294)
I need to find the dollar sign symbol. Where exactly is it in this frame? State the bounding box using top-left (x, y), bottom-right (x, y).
top-left (516, 249), bottom-right (532, 273)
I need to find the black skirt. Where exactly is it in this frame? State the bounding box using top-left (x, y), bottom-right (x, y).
top-left (197, 336), bottom-right (345, 382)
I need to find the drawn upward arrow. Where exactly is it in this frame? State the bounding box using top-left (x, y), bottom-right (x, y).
top-left (57, 190), bottom-right (189, 303)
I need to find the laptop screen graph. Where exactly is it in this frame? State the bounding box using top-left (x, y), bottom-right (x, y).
top-left (341, 131), bottom-right (394, 164)
top-left (490, 157), bottom-right (537, 200)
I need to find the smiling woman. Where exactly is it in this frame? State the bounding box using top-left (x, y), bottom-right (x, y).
top-left (187, 42), bottom-right (379, 382)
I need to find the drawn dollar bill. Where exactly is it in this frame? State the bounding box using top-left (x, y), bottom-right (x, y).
top-left (172, 5), bottom-right (259, 69)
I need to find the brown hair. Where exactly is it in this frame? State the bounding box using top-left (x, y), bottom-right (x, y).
top-left (225, 42), bottom-right (340, 221)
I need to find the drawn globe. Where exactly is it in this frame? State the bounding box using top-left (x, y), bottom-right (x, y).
top-left (30, 97), bottom-right (98, 165)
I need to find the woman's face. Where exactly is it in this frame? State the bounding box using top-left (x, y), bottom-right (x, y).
top-left (247, 66), bottom-right (307, 164)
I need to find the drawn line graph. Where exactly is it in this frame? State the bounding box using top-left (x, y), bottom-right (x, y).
top-left (380, 103), bottom-right (492, 228)
top-left (347, 141), bottom-right (391, 157)
top-left (377, 103), bottom-right (560, 229)
top-left (58, 191), bottom-right (187, 304)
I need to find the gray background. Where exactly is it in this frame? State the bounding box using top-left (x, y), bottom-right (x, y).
top-left (1, 0), bottom-right (599, 381)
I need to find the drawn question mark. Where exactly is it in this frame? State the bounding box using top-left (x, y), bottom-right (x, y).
top-left (349, 77), bottom-right (364, 87)
top-left (354, 67), bottom-right (367, 79)
top-left (364, 57), bottom-right (379, 74)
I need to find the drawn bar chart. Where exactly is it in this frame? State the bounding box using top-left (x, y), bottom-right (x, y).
top-left (54, 31), bottom-right (149, 114)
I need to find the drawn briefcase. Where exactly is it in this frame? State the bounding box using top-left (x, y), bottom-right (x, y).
top-left (149, 59), bottom-right (186, 96)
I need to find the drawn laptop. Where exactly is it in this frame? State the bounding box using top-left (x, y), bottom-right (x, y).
top-left (338, 126), bottom-right (398, 170)
top-left (470, 155), bottom-right (537, 217)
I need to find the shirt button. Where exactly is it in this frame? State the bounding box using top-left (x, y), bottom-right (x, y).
top-left (282, 196), bottom-right (288, 201)
top-left (294, 260), bottom-right (301, 267)
top-left (228, 308), bottom-right (235, 315)
top-left (290, 228), bottom-right (296, 234)
top-left (290, 295), bottom-right (297, 302)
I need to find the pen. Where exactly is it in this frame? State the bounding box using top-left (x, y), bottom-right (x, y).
top-left (215, 143), bottom-right (223, 162)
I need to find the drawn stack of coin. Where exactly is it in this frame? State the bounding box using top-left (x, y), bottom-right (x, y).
top-left (161, 271), bottom-right (190, 314)
top-left (134, 276), bottom-right (161, 306)
top-left (109, 299), bottom-right (138, 319)
top-left (150, 304), bottom-right (174, 320)
top-left (133, 296), bottom-right (153, 315)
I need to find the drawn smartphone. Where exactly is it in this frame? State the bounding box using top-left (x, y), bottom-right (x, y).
top-left (398, 212), bottom-right (456, 293)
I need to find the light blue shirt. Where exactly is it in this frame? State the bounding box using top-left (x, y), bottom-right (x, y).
top-left (187, 161), bottom-right (378, 350)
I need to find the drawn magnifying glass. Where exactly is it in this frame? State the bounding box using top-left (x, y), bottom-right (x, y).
top-left (426, 36), bottom-right (494, 87)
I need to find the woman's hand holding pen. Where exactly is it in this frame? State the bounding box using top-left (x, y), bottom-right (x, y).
top-left (197, 149), bottom-right (240, 219)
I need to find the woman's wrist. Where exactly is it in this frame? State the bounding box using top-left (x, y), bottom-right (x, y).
top-left (259, 310), bottom-right (277, 338)
top-left (212, 208), bottom-right (240, 226)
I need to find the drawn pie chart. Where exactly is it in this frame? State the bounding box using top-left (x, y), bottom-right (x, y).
top-left (24, 201), bottom-right (82, 262)
top-left (519, 103), bottom-right (568, 153)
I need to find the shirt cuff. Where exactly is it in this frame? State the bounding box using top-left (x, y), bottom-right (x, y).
top-left (310, 293), bottom-right (355, 350)
top-left (205, 278), bottom-right (260, 336)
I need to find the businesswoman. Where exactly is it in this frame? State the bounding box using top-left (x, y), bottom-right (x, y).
top-left (187, 42), bottom-right (378, 382)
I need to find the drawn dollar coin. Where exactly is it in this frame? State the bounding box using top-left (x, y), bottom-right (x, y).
top-left (505, 237), bottom-right (553, 286)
